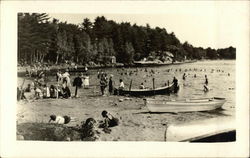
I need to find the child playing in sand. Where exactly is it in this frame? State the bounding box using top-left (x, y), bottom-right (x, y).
top-left (49, 115), bottom-right (76, 124)
top-left (81, 118), bottom-right (100, 141)
top-left (100, 110), bottom-right (119, 128)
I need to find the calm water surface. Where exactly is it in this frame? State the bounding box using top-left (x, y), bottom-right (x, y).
top-left (103, 60), bottom-right (235, 117)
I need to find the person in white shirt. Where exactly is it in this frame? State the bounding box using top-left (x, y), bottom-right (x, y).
top-left (119, 79), bottom-right (125, 90)
top-left (49, 115), bottom-right (76, 124)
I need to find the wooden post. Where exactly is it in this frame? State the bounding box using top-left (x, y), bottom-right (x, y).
top-left (129, 79), bottom-right (133, 92)
top-left (153, 78), bottom-right (155, 96)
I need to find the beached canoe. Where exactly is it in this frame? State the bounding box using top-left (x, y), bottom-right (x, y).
top-left (164, 117), bottom-right (235, 142)
top-left (145, 97), bottom-right (226, 113)
top-left (116, 83), bottom-right (177, 96)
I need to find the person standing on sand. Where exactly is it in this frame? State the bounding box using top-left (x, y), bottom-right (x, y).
top-left (73, 73), bottom-right (83, 98)
top-left (83, 74), bottom-right (90, 89)
top-left (100, 75), bottom-right (107, 96)
top-left (62, 69), bottom-right (71, 86)
top-left (108, 75), bottom-right (114, 95)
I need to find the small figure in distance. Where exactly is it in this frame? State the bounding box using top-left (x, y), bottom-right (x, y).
top-left (205, 75), bottom-right (208, 85)
top-left (49, 114), bottom-right (76, 124)
top-left (203, 84), bottom-right (209, 92)
top-left (182, 73), bottom-right (187, 80)
top-left (139, 83), bottom-right (145, 89)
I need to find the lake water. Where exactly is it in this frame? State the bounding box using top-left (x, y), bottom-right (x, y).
top-left (101, 60), bottom-right (235, 117)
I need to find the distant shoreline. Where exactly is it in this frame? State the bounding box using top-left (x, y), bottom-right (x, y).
top-left (17, 59), bottom-right (235, 77)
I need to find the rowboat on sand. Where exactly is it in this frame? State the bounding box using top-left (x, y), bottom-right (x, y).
top-left (145, 97), bottom-right (226, 113)
top-left (164, 117), bottom-right (235, 142)
top-left (115, 83), bottom-right (178, 96)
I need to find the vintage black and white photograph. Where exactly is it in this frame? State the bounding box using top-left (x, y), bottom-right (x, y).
top-left (1, 1), bottom-right (249, 157)
top-left (16, 12), bottom-right (236, 142)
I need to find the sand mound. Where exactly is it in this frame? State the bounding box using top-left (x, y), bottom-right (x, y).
top-left (17, 123), bottom-right (82, 141)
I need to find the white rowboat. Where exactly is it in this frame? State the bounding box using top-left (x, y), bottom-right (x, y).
top-left (145, 97), bottom-right (226, 113)
top-left (165, 117), bottom-right (235, 142)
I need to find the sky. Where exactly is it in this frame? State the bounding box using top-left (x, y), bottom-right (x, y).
top-left (48, 1), bottom-right (249, 49)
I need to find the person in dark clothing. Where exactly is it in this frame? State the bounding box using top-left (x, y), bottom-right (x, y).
top-left (108, 75), bottom-right (114, 95)
top-left (172, 77), bottom-right (179, 93)
top-left (100, 110), bottom-right (119, 128)
top-left (81, 118), bottom-right (100, 141)
top-left (73, 73), bottom-right (83, 97)
top-left (205, 75), bottom-right (208, 85)
top-left (25, 84), bottom-right (31, 92)
top-left (49, 85), bottom-right (58, 98)
top-left (61, 83), bottom-right (71, 98)
top-left (183, 73), bottom-right (187, 80)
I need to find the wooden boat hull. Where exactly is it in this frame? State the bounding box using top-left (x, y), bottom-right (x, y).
top-left (117, 83), bottom-right (177, 96)
top-left (145, 97), bottom-right (226, 113)
top-left (164, 117), bottom-right (235, 142)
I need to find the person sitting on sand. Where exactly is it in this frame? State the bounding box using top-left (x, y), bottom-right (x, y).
top-left (61, 83), bottom-right (71, 99)
top-left (42, 84), bottom-right (50, 98)
top-left (139, 83), bottom-right (145, 89)
top-left (100, 110), bottom-right (119, 128)
top-left (25, 84), bottom-right (31, 92)
top-left (49, 114), bottom-right (76, 124)
top-left (81, 118), bottom-right (100, 141)
top-left (49, 85), bottom-right (58, 98)
top-left (34, 86), bottom-right (43, 99)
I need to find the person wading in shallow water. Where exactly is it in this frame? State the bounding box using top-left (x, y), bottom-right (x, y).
top-left (205, 75), bottom-right (208, 85)
top-left (73, 73), bottom-right (83, 98)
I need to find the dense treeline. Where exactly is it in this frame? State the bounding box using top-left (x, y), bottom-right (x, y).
top-left (18, 13), bottom-right (236, 66)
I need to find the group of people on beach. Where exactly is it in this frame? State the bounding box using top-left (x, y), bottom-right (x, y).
top-left (49, 110), bottom-right (119, 141)
top-left (18, 68), bottom-right (92, 101)
top-left (98, 71), bottom-right (125, 96)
